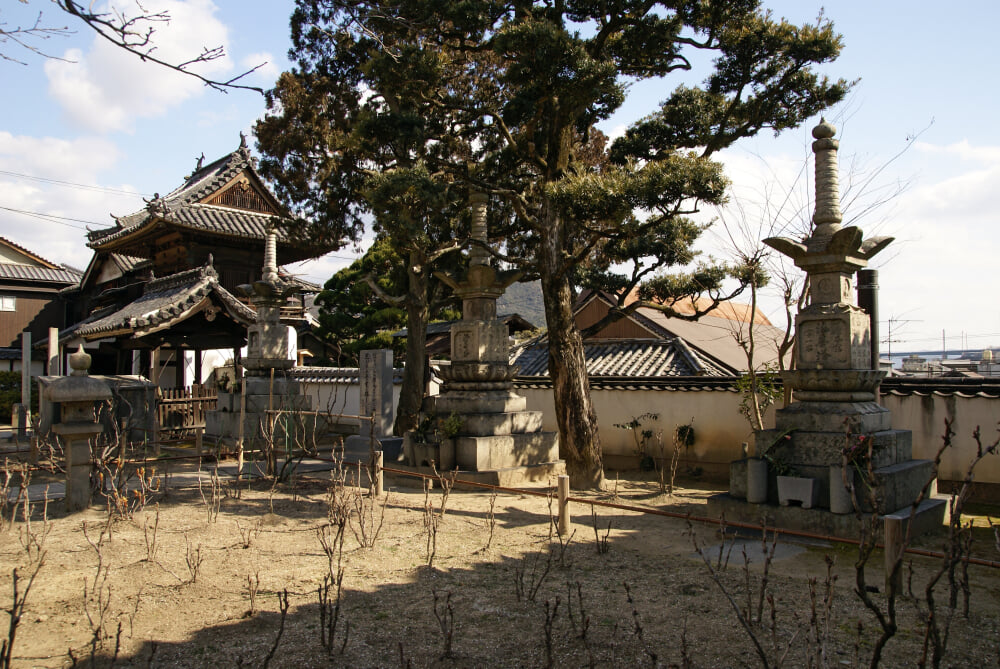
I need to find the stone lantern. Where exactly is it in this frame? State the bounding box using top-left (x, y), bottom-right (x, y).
top-left (45, 345), bottom-right (111, 512)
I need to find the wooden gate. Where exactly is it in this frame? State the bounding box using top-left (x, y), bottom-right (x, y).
top-left (157, 384), bottom-right (218, 436)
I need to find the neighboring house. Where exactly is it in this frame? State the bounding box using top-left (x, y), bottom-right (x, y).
top-left (62, 137), bottom-right (329, 387)
top-left (509, 290), bottom-right (788, 476)
top-left (0, 237), bottom-right (81, 372)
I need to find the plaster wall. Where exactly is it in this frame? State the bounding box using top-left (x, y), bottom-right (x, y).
top-left (881, 391), bottom-right (1000, 491)
top-left (299, 378), bottom-right (402, 431)
top-left (517, 385), bottom-right (774, 480)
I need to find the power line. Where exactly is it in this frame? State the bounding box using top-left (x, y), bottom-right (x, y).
top-left (0, 169), bottom-right (153, 198)
top-left (0, 205), bottom-right (99, 230)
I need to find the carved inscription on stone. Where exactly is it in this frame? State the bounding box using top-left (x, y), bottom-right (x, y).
top-left (798, 319), bottom-right (851, 369)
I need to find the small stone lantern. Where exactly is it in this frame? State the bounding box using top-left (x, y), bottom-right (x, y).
top-left (45, 345), bottom-right (111, 512)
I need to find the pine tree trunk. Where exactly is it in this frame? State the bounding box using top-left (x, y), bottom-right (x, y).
top-left (539, 213), bottom-right (604, 490)
top-left (393, 254), bottom-right (429, 436)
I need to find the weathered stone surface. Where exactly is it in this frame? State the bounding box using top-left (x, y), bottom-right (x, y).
top-left (454, 432), bottom-right (560, 471)
top-left (773, 400), bottom-right (892, 433)
top-left (424, 391), bottom-right (527, 415)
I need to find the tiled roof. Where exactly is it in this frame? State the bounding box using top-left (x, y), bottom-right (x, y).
top-left (73, 264), bottom-right (254, 339)
top-left (290, 366), bottom-right (404, 384)
top-left (0, 263), bottom-right (81, 285)
top-left (510, 337), bottom-right (732, 378)
top-left (515, 376), bottom-right (742, 392)
top-left (880, 377), bottom-right (1000, 399)
top-left (86, 142), bottom-right (295, 248)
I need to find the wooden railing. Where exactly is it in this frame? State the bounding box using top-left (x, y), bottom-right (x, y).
top-left (157, 384), bottom-right (217, 436)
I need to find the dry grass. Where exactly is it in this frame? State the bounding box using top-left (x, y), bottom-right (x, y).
top-left (0, 467), bottom-right (998, 668)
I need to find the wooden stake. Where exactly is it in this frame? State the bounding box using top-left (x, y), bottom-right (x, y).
top-left (557, 474), bottom-right (570, 535)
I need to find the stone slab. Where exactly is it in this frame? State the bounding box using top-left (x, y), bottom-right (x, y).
top-left (759, 428), bottom-right (912, 469)
top-left (455, 431), bottom-right (559, 471)
top-left (459, 411), bottom-right (544, 436)
top-left (706, 492), bottom-right (947, 541)
top-left (774, 401), bottom-right (892, 433)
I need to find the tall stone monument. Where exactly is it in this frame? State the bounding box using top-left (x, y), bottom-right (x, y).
top-left (711, 120), bottom-right (944, 537)
top-left (401, 193), bottom-right (563, 485)
top-left (206, 229), bottom-right (311, 446)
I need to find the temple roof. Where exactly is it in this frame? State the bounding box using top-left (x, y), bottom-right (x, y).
top-left (85, 140), bottom-right (321, 263)
top-left (70, 263), bottom-right (254, 341)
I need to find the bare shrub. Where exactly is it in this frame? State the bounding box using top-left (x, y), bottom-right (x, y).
top-left (591, 505), bottom-right (611, 554)
top-left (236, 518), bottom-right (262, 549)
top-left (184, 536), bottom-right (204, 583)
top-left (432, 589), bottom-right (455, 659)
top-left (1, 549), bottom-right (46, 668)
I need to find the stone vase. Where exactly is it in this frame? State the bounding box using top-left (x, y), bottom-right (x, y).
top-left (829, 465), bottom-right (854, 514)
top-left (746, 458), bottom-right (768, 504)
top-left (777, 475), bottom-right (820, 509)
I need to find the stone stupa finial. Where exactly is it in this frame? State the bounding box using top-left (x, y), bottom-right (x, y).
top-left (809, 117), bottom-right (843, 250)
top-left (263, 226), bottom-right (278, 284)
top-left (469, 191), bottom-right (490, 267)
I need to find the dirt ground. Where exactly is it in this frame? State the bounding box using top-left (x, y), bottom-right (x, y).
top-left (1, 459), bottom-right (999, 668)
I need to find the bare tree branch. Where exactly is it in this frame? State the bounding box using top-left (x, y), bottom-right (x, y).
top-left (2, 1), bottom-right (267, 94)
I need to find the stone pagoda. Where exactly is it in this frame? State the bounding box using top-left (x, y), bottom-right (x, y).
top-left (206, 228), bottom-right (311, 447)
top-left (401, 193), bottom-right (563, 485)
top-left (711, 120), bottom-right (945, 537)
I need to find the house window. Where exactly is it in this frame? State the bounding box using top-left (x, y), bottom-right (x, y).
top-left (0, 296), bottom-right (14, 311)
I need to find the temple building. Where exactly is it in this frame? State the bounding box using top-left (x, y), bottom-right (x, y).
top-left (61, 137), bottom-right (329, 386)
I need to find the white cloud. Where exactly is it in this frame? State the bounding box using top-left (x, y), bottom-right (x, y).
top-left (915, 140), bottom-right (1000, 164)
top-left (44, 0), bottom-right (233, 133)
top-left (241, 52), bottom-right (280, 85)
top-left (0, 132), bottom-right (142, 271)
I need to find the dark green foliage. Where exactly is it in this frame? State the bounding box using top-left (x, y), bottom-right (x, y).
top-left (315, 239), bottom-right (408, 366)
top-left (0, 371), bottom-right (37, 419)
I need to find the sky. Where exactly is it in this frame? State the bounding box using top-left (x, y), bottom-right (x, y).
top-left (2, 0), bottom-right (998, 356)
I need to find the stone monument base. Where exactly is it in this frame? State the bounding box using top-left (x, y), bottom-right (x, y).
top-left (205, 373), bottom-right (315, 446)
top-left (707, 490), bottom-right (946, 540)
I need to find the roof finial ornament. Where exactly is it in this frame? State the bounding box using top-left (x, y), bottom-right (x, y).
top-left (239, 131), bottom-right (248, 150)
top-left (195, 152), bottom-right (205, 171)
top-left (206, 253), bottom-right (214, 267)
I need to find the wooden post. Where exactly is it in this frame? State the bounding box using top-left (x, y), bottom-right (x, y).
top-left (48, 327), bottom-right (60, 376)
top-left (195, 427), bottom-right (204, 460)
top-left (236, 373), bottom-right (247, 480)
top-left (557, 474), bottom-right (570, 535)
top-left (150, 347), bottom-right (161, 386)
top-left (19, 332), bottom-right (30, 441)
top-left (373, 450), bottom-right (384, 497)
top-left (884, 516), bottom-right (904, 594)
